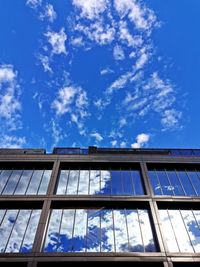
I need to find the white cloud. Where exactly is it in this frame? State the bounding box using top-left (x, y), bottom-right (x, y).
top-left (72, 0), bottom-right (108, 20)
top-left (38, 54), bottom-right (52, 73)
top-left (0, 134), bottom-right (26, 148)
top-left (70, 37), bottom-right (83, 47)
top-left (161, 109), bottom-right (182, 130)
top-left (135, 48), bottom-right (149, 70)
top-left (51, 119), bottom-right (63, 146)
top-left (45, 28), bottom-right (67, 55)
top-left (120, 141), bottom-right (126, 148)
top-left (111, 140), bottom-right (117, 147)
top-left (100, 68), bottom-right (114, 75)
top-left (43, 4), bottom-right (56, 22)
top-left (131, 133), bottom-right (150, 148)
top-left (26, 0), bottom-right (41, 9)
top-left (119, 117), bottom-right (127, 128)
top-left (0, 65), bottom-right (21, 130)
top-left (113, 45), bottom-right (125, 60)
top-left (114, 0), bottom-right (157, 31)
top-left (90, 132), bottom-right (103, 142)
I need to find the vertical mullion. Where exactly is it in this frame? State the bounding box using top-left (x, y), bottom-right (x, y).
top-left (124, 209), bottom-right (131, 252)
top-left (110, 168), bottom-right (112, 196)
top-left (165, 169), bottom-right (175, 196)
top-left (13, 169), bottom-right (23, 195)
top-left (57, 209), bottom-right (64, 252)
top-left (85, 209), bottom-right (89, 252)
top-left (36, 169), bottom-right (45, 195)
top-left (71, 209), bottom-right (77, 252)
top-left (179, 210), bottom-right (195, 252)
top-left (1, 169), bottom-right (13, 195)
top-left (64, 169), bottom-right (70, 195)
top-left (137, 209), bottom-right (145, 252)
top-left (4, 209), bottom-right (20, 252)
top-left (99, 169), bottom-right (101, 194)
top-left (130, 168), bottom-right (135, 195)
top-left (120, 168), bottom-right (124, 195)
top-left (112, 209), bottom-right (116, 252)
top-left (166, 209), bottom-right (180, 252)
top-left (88, 169), bottom-right (91, 195)
top-left (175, 169), bottom-right (187, 196)
top-left (25, 169), bottom-right (34, 195)
top-left (155, 169), bottom-right (164, 195)
top-left (19, 209), bottom-right (33, 252)
top-left (185, 170), bottom-right (198, 196)
top-left (76, 169), bottom-right (80, 195)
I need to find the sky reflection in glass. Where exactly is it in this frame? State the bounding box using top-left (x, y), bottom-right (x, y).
top-left (149, 169), bottom-right (200, 196)
top-left (0, 209), bottom-right (41, 253)
top-left (43, 208), bottom-right (156, 253)
top-left (159, 209), bottom-right (200, 252)
top-left (56, 169), bottom-right (144, 195)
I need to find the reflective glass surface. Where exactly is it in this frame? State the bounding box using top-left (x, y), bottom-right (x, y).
top-left (43, 208), bottom-right (156, 252)
top-left (0, 209), bottom-right (41, 253)
top-left (0, 169), bottom-right (52, 195)
top-left (56, 169), bottom-right (144, 195)
top-left (149, 168), bottom-right (200, 196)
top-left (159, 209), bottom-right (200, 252)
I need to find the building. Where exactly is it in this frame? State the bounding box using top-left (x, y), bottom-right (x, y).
top-left (0, 146), bottom-right (200, 267)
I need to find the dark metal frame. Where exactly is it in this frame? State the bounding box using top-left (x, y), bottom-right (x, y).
top-left (0, 152), bottom-right (200, 266)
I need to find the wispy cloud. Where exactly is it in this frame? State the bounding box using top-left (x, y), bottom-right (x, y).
top-left (161, 109), bottom-right (182, 131)
top-left (45, 28), bottom-right (67, 55)
top-left (0, 134), bottom-right (26, 148)
top-left (113, 45), bottom-right (125, 60)
top-left (131, 133), bottom-right (150, 148)
top-left (26, 0), bottom-right (41, 9)
top-left (90, 132), bottom-right (103, 142)
top-left (0, 64), bottom-right (22, 130)
top-left (40, 4), bottom-right (56, 22)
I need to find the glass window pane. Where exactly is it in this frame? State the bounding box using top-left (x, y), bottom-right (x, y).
top-left (26, 170), bottom-right (43, 195)
top-left (187, 171), bottom-right (200, 196)
top-left (100, 171), bottom-right (111, 195)
top-left (156, 171), bottom-right (173, 196)
top-left (132, 171), bottom-right (144, 195)
top-left (38, 170), bottom-right (51, 194)
top-left (89, 170), bottom-right (101, 195)
top-left (14, 170), bottom-right (33, 195)
top-left (181, 210), bottom-right (200, 253)
top-left (126, 209), bottom-right (143, 252)
top-left (66, 170), bottom-right (79, 194)
top-left (5, 210), bottom-right (31, 253)
top-left (101, 209), bottom-right (115, 252)
top-left (2, 170), bottom-right (22, 195)
top-left (159, 210), bottom-right (179, 252)
top-left (0, 170), bottom-right (12, 194)
top-left (78, 170), bottom-right (89, 195)
top-left (113, 210), bottom-right (129, 252)
top-left (122, 171), bottom-right (133, 195)
top-left (21, 210), bottom-right (41, 252)
top-left (58, 209), bottom-right (75, 252)
top-left (167, 171), bottom-right (184, 196)
top-left (138, 210), bottom-right (156, 252)
top-left (0, 210), bottom-right (18, 252)
top-left (168, 210), bottom-right (193, 252)
top-left (56, 170), bottom-right (69, 194)
top-left (178, 171), bottom-right (196, 196)
top-left (148, 170), bottom-right (162, 195)
top-left (44, 210), bottom-right (62, 252)
top-left (87, 209), bottom-right (101, 252)
top-left (72, 209), bottom-right (87, 252)
top-left (111, 171), bottom-right (123, 195)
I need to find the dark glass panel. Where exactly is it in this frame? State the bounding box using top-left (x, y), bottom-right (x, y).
top-left (100, 171), bottom-right (111, 195)
top-left (167, 171), bottom-right (185, 196)
top-left (2, 170), bottom-right (22, 195)
top-left (132, 171), bottom-right (144, 195)
top-left (156, 171), bottom-right (173, 196)
top-left (178, 171), bottom-right (196, 196)
top-left (187, 171), bottom-right (200, 195)
top-left (122, 170), bottom-right (133, 195)
top-left (148, 171), bottom-right (162, 195)
top-left (111, 171), bottom-right (123, 195)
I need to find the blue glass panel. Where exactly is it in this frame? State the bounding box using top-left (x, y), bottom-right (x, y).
top-left (111, 171), bottom-right (123, 195)
top-left (78, 170), bottom-right (89, 195)
top-left (87, 209), bottom-right (101, 252)
top-left (2, 170), bottom-right (22, 195)
top-left (67, 170), bottom-right (79, 194)
top-left (100, 171), bottom-right (111, 195)
top-left (121, 171), bottom-right (133, 195)
top-left (26, 170), bottom-right (43, 195)
top-left (0, 170), bottom-right (12, 194)
top-left (38, 170), bottom-right (51, 194)
top-left (167, 171), bottom-right (184, 196)
top-left (178, 171), bottom-right (196, 196)
top-left (131, 171), bottom-right (144, 195)
top-left (156, 171), bottom-right (173, 196)
top-left (101, 209), bottom-right (115, 252)
top-left (187, 171), bottom-right (200, 196)
top-left (56, 170), bottom-right (69, 194)
top-left (72, 209), bottom-right (87, 252)
top-left (148, 171), bottom-right (162, 195)
top-left (14, 170), bottom-right (33, 195)
top-left (89, 170), bottom-right (101, 195)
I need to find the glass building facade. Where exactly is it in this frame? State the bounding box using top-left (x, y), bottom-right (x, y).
top-left (0, 147), bottom-right (200, 267)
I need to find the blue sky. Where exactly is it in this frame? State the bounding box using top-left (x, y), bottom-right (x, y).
top-left (0, 0), bottom-right (200, 150)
